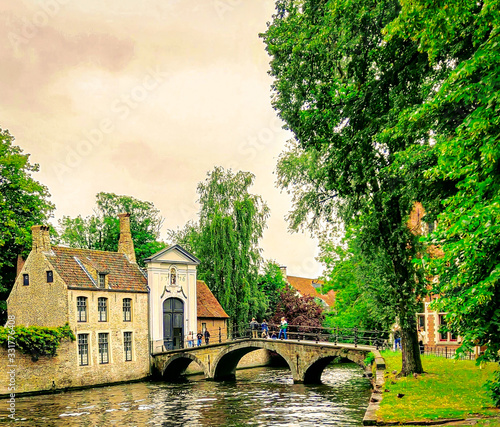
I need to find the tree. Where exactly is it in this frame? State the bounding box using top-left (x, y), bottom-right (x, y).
top-left (0, 128), bottom-right (54, 322)
top-left (58, 192), bottom-right (166, 267)
top-left (261, 0), bottom-right (450, 375)
top-left (270, 284), bottom-right (325, 337)
top-left (386, 0), bottom-right (500, 393)
top-left (319, 230), bottom-right (397, 332)
top-left (258, 260), bottom-right (287, 319)
top-left (169, 167), bottom-right (270, 328)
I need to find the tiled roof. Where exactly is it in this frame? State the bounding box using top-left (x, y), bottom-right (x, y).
top-left (48, 246), bottom-right (148, 292)
top-left (197, 280), bottom-right (229, 319)
top-left (286, 275), bottom-right (335, 307)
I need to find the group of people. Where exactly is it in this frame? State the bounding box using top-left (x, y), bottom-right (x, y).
top-left (185, 330), bottom-right (211, 347)
top-left (250, 317), bottom-right (288, 340)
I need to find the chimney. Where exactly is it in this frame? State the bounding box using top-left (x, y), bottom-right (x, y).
top-left (31, 225), bottom-right (52, 253)
top-left (118, 213), bottom-right (136, 263)
top-left (16, 255), bottom-right (25, 278)
top-left (280, 265), bottom-right (287, 279)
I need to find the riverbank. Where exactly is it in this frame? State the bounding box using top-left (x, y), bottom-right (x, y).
top-left (375, 351), bottom-right (500, 425)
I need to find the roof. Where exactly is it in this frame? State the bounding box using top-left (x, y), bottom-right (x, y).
top-left (47, 246), bottom-right (148, 292)
top-left (197, 280), bottom-right (229, 319)
top-left (144, 244), bottom-right (201, 265)
top-left (286, 275), bottom-right (335, 307)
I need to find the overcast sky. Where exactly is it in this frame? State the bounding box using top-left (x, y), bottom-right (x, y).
top-left (1, 0), bottom-right (323, 278)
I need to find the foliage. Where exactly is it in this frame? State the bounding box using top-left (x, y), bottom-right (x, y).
top-left (258, 260), bottom-right (287, 318)
top-left (169, 167), bottom-right (270, 328)
top-left (57, 192), bottom-right (166, 267)
top-left (261, 0), bottom-right (443, 374)
top-left (364, 352), bottom-right (375, 366)
top-left (0, 128), bottom-right (55, 323)
top-left (320, 229), bottom-right (400, 331)
top-left (0, 323), bottom-right (75, 361)
top-left (386, 0), bottom-right (500, 378)
top-left (485, 368), bottom-right (500, 408)
top-left (270, 284), bottom-right (325, 333)
top-left (379, 351), bottom-right (499, 422)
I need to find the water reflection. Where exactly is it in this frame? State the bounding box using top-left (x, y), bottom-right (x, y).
top-left (0, 363), bottom-right (371, 426)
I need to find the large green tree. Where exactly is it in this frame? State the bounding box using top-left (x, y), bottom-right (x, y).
top-left (261, 0), bottom-right (453, 375)
top-left (258, 260), bottom-right (287, 319)
top-left (0, 128), bottom-right (54, 321)
top-left (58, 192), bottom-right (166, 267)
top-left (169, 167), bottom-right (270, 328)
top-left (386, 0), bottom-right (500, 371)
top-left (319, 229), bottom-right (396, 332)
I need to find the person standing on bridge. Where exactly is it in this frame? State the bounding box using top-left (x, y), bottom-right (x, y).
top-left (197, 331), bottom-right (203, 347)
top-left (204, 329), bottom-right (210, 345)
top-left (250, 318), bottom-right (259, 338)
top-left (261, 319), bottom-right (269, 338)
top-left (278, 317), bottom-right (288, 340)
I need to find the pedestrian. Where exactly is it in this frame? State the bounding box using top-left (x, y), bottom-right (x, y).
top-left (204, 329), bottom-right (210, 345)
top-left (261, 319), bottom-right (269, 338)
top-left (250, 317), bottom-right (259, 338)
top-left (418, 327), bottom-right (426, 354)
top-left (197, 331), bottom-right (203, 346)
top-left (187, 331), bottom-right (194, 348)
top-left (392, 323), bottom-right (401, 351)
top-left (278, 317), bottom-right (288, 340)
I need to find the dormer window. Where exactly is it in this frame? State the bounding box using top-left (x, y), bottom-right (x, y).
top-left (98, 273), bottom-right (106, 288)
top-left (47, 270), bottom-right (53, 283)
top-left (23, 274), bottom-right (29, 286)
top-left (170, 268), bottom-right (176, 285)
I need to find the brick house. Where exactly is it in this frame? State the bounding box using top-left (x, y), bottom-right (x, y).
top-left (4, 213), bottom-right (149, 393)
top-left (409, 203), bottom-right (464, 352)
top-left (196, 279), bottom-right (229, 343)
top-left (280, 267), bottom-right (335, 310)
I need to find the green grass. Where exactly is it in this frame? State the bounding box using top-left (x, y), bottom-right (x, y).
top-left (378, 350), bottom-right (500, 424)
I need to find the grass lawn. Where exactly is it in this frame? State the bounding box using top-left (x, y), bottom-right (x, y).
top-left (377, 350), bottom-right (500, 424)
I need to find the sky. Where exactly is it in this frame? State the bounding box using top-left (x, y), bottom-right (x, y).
top-left (0, 0), bottom-right (323, 278)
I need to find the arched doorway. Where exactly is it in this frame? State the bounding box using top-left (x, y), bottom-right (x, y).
top-left (163, 298), bottom-right (184, 350)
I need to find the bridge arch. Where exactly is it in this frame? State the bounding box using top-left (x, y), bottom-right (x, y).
top-left (303, 349), bottom-right (368, 384)
top-left (161, 352), bottom-right (208, 381)
top-left (211, 341), bottom-right (296, 381)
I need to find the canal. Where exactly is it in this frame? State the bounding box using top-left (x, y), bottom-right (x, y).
top-left (1, 362), bottom-right (371, 426)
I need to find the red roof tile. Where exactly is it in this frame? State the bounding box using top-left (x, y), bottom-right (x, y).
top-left (48, 246), bottom-right (147, 292)
top-left (197, 280), bottom-right (229, 319)
top-left (287, 275), bottom-right (335, 307)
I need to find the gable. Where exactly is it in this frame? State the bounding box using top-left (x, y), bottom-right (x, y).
top-left (144, 244), bottom-right (200, 265)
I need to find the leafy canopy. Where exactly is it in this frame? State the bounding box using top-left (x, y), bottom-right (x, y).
top-left (0, 128), bottom-right (54, 322)
top-left (57, 192), bottom-right (166, 267)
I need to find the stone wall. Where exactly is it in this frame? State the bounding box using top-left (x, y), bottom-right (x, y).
top-left (0, 339), bottom-right (149, 396)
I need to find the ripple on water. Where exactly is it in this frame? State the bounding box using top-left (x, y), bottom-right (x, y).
top-left (0, 363), bottom-right (370, 426)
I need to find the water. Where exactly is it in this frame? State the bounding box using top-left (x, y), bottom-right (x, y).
top-left (1, 363), bottom-right (371, 426)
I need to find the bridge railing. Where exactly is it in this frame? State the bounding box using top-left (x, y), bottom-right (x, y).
top-left (150, 324), bottom-right (390, 354)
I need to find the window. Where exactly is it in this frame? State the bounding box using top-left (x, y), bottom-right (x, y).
top-left (202, 322), bottom-right (206, 334)
top-left (170, 268), bottom-right (176, 285)
top-left (78, 334), bottom-right (89, 366)
top-left (77, 297), bottom-right (87, 322)
top-left (47, 270), bottom-right (53, 283)
top-left (98, 273), bottom-right (106, 289)
top-left (123, 298), bottom-right (132, 322)
top-left (124, 332), bottom-right (132, 361)
top-left (417, 315), bottom-right (425, 330)
top-left (98, 297), bottom-right (108, 322)
top-left (98, 333), bottom-right (109, 364)
top-left (439, 314), bottom-right (457, 342)
top-left (23, 274), bottom-right (29, 286)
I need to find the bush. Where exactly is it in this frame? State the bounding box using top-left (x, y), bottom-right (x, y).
top-left (485, 368), bottom-right (500, 408)
top-left (0, 323), bottom-right (75, 361)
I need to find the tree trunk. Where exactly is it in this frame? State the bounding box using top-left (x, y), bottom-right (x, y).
top-left (401, 314), bottom-right (424, 375)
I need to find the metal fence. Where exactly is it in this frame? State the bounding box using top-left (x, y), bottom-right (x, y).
top-left (422, 346), bottom-right (477, 360)
top-left (151, 324), bottom-right (390, 354)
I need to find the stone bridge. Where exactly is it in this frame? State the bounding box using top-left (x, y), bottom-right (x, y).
top-left (152, 338), bottom-right (377, 384)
